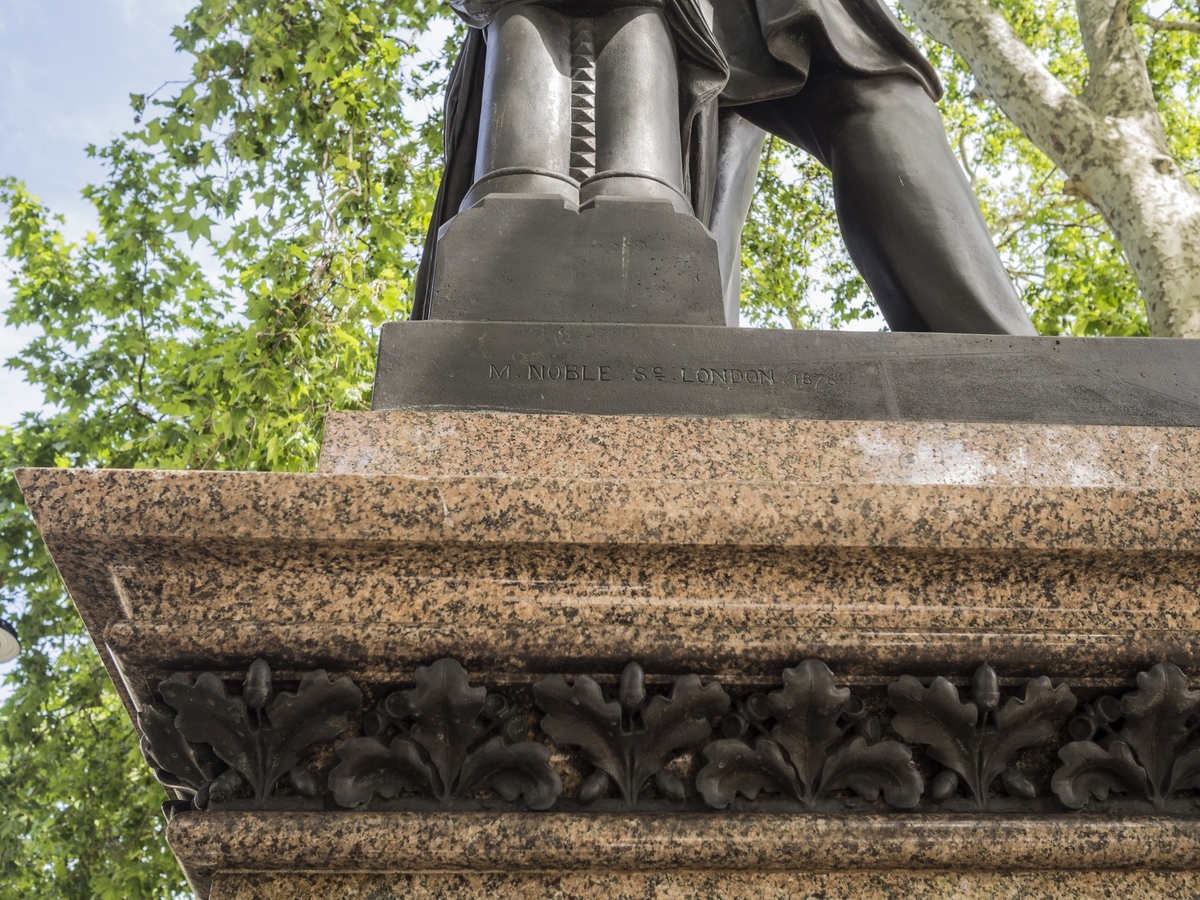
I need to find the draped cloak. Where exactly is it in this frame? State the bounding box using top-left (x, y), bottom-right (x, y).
top-left (412, 0), bottom-right (942, 318)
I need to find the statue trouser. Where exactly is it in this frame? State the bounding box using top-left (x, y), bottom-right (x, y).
top-left (424, 1), bottom-right (728, 324)
top-left (717, 62), bottom-right (1037, 335)
top-left (466, 3), bottom-right (691, 214)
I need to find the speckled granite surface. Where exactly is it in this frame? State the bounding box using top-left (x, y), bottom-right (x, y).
top-left (208, 871), bottom-right (1200, 900)
top-left (171, 812), bottom-right (1200, 872)
top-left (16, 411), bottom-right (1200, 899)
top-left (181, 812), bottom-right (1200, 899)
top-left (15, 420), bottom-right (1200, 691)
top-left (320, 410), bottom-right (1200, 487)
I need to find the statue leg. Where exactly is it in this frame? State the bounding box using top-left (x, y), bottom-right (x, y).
top-left (739, 66), bottom-right (1036, 334)
top-left (709, 109), bottom-right (768, 326)
top-left (464, 5), bottom-right (575, 209)
top-left (584, 7), bottom-right (690, 213)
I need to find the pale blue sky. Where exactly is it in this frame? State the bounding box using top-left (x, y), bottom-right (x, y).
top-left (0, 0), bottom-right (192, 683)
top-left (0, 0), bottom-right (192, 426)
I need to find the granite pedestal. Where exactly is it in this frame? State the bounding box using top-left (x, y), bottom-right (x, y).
top-left (16, 407), bottom-right (1200, 898)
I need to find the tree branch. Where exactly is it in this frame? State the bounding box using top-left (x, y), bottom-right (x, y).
top-left (1142, 14), bottom-right (1200, 33)
top-left (899, 0), bottom-right (1096, 172)
top-left (1077, 0), bottom-right (1163, 123)
top-left (957, 132), bottom-right (978, 186)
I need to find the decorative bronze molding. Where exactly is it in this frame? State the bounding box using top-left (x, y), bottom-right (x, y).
top-left (143, 659), bottom-right (361, 809)
top-left (888, 663), bottom-right (1077, 810)
top-left (329, 658), bottom-right (561, 810)
top-left (138, 700), bottom-right (226, 809)
top-left (533, 662), bottom-right (731, 808)
top-left (1053, 663), bottom-right (1200, 812)
top-left (139, 657), bottom-right (1200, 817)
top-left (697, 660), bottom-right (923, 810)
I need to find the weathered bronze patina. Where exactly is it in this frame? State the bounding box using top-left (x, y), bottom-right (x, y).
top-left (416, 0), bottom-right (1036, 334)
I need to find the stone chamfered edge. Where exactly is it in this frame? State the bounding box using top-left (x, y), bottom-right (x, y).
top-left (169, 811), bottom-right (1200, 874)
top-left (21, 469), bottom-right (1200, 551)
top-left (372, 322), bottom-right (1200, 425)
top-left (100, 623), bottom-right (1200, 688)
top-left (200, 871), bottom-right (1200, 900)
top-left (170, 812), bottom-right (1200, 898)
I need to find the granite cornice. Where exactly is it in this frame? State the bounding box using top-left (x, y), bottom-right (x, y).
top-left (15, 468), bottom-right (1200, 553)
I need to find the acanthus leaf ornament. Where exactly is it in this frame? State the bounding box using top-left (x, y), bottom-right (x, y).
top-left (888, 663), bottom-right (1077, 811)
top-left (158, 659), bottom-right (362, 808)
top-left (697, 660), bottom-right (922, 810)
top-left (329, 658), bottom-right (561, 810)
top-left (138, 657), bottom-right (1200, 816)
top-left (1052, 663), bottom-right (1200, 811)
top-left (137, 700), bottom-right (227, 810)
top-left (533, 661), bottom-right (730, 808)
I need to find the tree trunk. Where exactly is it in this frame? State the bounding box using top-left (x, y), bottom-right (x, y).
top-left (899, 0), bottom-right (1200, 336)
top-left (1079, 136), bottom-right (1200, 337)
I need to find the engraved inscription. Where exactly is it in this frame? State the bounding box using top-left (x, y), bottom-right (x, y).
top-left (632, 366), bottom-right (668, 382)
top-left (793, 372), bottom-right (837, 386)
top-left (680, 367), bottom-right (775, 385)
top-left (527, 363), bottom-right (612, 381)
top-left (484, 362), bottom-right (838, 390)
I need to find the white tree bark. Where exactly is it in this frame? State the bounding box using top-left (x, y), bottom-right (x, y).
top-left (900, 0), bottom-right (1200, 336)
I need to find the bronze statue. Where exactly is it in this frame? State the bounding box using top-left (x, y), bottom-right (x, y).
top-left (414, 0), bottom-right (1037, 335)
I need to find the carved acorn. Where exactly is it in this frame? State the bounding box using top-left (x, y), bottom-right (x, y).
top-left (193, 783), bottom-right (211, 811)
top-left (972, 664), bottom-right (1000, 713)
top-left (721, 712), bottom-right (749, 740)
top-left (1094, 695), bottom-right (1121, 723)
top-left (383, 690), bottom-right (411, 721)
top-left (243, 659), bottom-right (274, 711)
top-left (503, 716), bottom-right (529, 743)
top-left (619, 662), bottom-right (648, 712)
top-left (208, 769), bottom-right (245, 804)
top-left (579, 771), bottom-right (611, 804)
top-left (1066, 695), bottom-right (1122, 742)
top-left (655, 769), bottom-right (686, 801)
top-left (930, 769), bottom-right (959, 803)
top-left (745, 693), bottom-right (770, 723)
top-left (1067, 714), bottom-right (1096, 742)
top-left (843, 696), bottom-right (881, 742)
top-left (288, 766), bottom-right (319, 799)
top-left (363, 710), bottom-right (388, 738)
top-left (482, 693), bottom-right (509, 720)
top-left (1001, 768), bottom-right (1036, 800)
